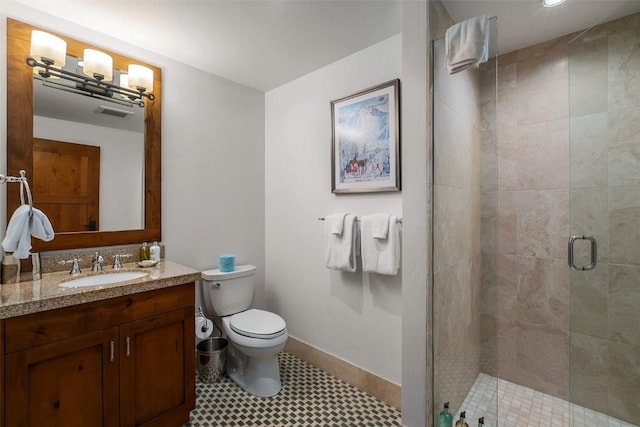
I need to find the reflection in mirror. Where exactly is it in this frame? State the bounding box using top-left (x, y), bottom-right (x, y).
top-left (33, 54), bottom-right (145, 232)
top-left (7, 18), bottom-right (161, 252)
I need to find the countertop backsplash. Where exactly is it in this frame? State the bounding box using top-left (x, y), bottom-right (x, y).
top-left (40, 244), bottom-right (165, 274)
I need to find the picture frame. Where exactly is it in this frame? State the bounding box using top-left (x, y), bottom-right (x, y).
top-left (331, 79), bottom-right (400, 194)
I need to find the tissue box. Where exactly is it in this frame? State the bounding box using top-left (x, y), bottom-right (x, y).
top-left (219, 254), bottom-right (235, 272)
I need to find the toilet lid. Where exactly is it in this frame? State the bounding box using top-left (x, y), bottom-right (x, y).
top-left (230, 309), bottom-right (286, 339)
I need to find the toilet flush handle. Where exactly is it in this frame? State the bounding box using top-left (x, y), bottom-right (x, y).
top-left (214, 282), bottom-right (221, 288)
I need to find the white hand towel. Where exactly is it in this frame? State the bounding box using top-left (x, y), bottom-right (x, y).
top-left (2, 204), bottom-right (55, 259)
top-left (325, 213), bottom-right (347, 236)
top-left (370, 213), bottom-right (391, 239)
top-left (361, 214), bottom-right (400, 275)
top-left (445, 15), bottom-right (489, 75)
top-left (325, 214), bottom-right (357, 272)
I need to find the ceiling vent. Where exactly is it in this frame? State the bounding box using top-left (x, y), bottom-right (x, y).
top-left (96, 105), bottom-right (135, 119)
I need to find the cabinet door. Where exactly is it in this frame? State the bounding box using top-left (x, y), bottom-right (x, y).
top-left (119, 307), bottom-right (195, 427)
top-left (5, 327), bottom-right (119, 427)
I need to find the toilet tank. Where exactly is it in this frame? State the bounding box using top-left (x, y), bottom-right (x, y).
top-left (201, 264), bottom-right (256, 317)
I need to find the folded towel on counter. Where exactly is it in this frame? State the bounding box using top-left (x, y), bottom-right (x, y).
top-left (360, 214), bottom-right (400, 275)
top-left (2, 204), bottom-right (55, 259)
top-left (445, 15), bottom-right (489, 74)
top-left (325, 214), bottom-right (358, 272)
top-left (325, 213), bottom-right (348, 236)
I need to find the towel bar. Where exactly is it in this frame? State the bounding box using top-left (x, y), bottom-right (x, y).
top-left (318, 216), bottom-right (403, 224)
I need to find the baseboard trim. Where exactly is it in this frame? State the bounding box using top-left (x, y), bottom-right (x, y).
top-left (285, 337), bottom-right (401, 410)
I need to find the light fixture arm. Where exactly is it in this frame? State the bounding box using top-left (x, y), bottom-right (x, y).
top-left (26, 56), bottom-right (155, 108)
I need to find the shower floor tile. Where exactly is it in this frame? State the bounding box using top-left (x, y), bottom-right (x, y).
top-left (456, 373), bottom-right (637, 427)
top-left (183, 351), bottom-right (402, 426)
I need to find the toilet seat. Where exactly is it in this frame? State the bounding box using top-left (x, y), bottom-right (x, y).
top-left (229, 309), bottom-right (286, 339)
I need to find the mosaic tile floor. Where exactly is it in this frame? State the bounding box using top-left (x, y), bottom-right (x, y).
top-left (456, 373), bottom-right (637, 427)
top-left (183, 352), bottom-right (402, 426)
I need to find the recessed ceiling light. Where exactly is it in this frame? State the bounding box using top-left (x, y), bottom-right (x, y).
top-left (543, 0), bottom-right (566, 7)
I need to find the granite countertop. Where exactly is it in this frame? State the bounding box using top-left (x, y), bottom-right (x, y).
top-left (0, 260), bottom-right (201, 319)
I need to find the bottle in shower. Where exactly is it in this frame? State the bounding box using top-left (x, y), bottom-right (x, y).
top-left (478, 417), bottom-right (485, 426)
top-left (455, 411), bottom-right (469, 427)
top-left (439, 402), bottom-right (453, 427)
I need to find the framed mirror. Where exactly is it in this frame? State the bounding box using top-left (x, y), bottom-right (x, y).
top-left (6, 18), bottom-right (161, 252)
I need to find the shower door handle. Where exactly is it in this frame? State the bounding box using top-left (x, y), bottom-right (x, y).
top-left (568, 235), bottom-right (597, 271)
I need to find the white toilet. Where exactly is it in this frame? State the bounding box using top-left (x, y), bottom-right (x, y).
top-left (201, 264), bottom-right (288, 397)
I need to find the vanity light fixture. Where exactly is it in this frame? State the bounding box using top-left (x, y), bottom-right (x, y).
top-left (26, 30), bottom-right (155, 107)
top-left (543, 0), bottom-right (566, 7)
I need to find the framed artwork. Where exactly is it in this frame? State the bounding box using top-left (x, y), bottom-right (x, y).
top-left (331, 79), bottom-right (400, 194)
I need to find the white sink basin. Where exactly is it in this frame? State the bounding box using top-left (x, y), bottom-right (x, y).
top-left (59, 271), bottom-right (149, 288)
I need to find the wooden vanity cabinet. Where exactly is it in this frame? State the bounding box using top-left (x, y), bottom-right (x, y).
top-left (5, 327), bottom-right (120, 426)
top-left (2, 283), bottom-right (196, 427)
top-left (120, 307), bottom-right (194, 427)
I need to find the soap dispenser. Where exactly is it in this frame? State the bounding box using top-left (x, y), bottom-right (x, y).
top-left (139, 241), bottom-right (150, 261)
top-left (150, 241), bottom-right (160, 262)
top-left (439, 402), bottom-right (453, 427)
top-left (455, 411), bottom-right (469, 427)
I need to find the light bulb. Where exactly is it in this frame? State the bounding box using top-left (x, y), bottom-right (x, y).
top-left (128, 64), bottom-right (153, 93)
top-left (543, 0), bottom-right (566, 7)
top-left (83, 49), bottom-right (113, 81)
top-left (30, 30), bottom-right (66, 66)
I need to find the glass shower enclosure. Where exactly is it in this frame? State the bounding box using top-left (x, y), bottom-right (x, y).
top-left (432, 16), bottom-right (499, 427)
top-left (432, 6), bottom-right (640, 427)
top-left (568, 10), bottom-right (640, 425)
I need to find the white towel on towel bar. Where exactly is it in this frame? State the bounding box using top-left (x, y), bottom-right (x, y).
top-left (325, 213), bottom-right (347, 236)
top-left (369, 213), bottom-right (391, 239)
top-left (325, 214), bottom-right (358, 272)
top-left (360, 214), bottom-right (400, 275)
top-left (2, 204), bottom-right (55, 259)
top-left (445, 15), bottom-right (489, 74)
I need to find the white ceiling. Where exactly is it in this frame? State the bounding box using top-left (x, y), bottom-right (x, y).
top-left (10, 0), bottom-right (402, 92)
top-left (442, 0), bottom-right (640, 55)
top-left (10, 0), bottom-right (640, 92)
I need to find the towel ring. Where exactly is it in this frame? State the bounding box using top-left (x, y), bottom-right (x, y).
top-left (19, 171), bottom-right (34, 217)
top-left (0, 170), bottom-right (33, 217)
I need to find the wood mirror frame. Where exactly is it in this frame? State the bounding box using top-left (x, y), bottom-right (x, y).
top-left (6, 18), bottom-right (161, 252)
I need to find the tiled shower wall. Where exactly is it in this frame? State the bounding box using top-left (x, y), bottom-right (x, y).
top-left (496, 32), bottom-right (573, 400)
top-left (497, 12), bottom-right (640, 425)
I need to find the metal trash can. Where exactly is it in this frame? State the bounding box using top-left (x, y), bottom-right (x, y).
top-left (197, 337), bottom-right (228, 383)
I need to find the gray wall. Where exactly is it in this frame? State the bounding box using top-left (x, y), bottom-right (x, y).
top-left (265, 35), bottom-right (402, 385)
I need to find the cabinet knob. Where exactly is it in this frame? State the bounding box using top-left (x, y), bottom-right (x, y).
top-left (109, 340), bottom-right (115, 362)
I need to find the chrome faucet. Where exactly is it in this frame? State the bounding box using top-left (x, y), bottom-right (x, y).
top-left (112, 253), bottom-right (132, 269)
top-left (113, 254), bottom-right (123, 269)
top-left (59, 257), bottom-right (81, 275)
top-left (92, 252), bottom-right (104, 273)
top-left (68, 257), bottom-right (81, 276)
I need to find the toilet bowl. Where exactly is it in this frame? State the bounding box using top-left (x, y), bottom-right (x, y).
top-left (201, 265), bottom-right (288, 397)
top-left (222, 309), bottom-right (288, 397)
